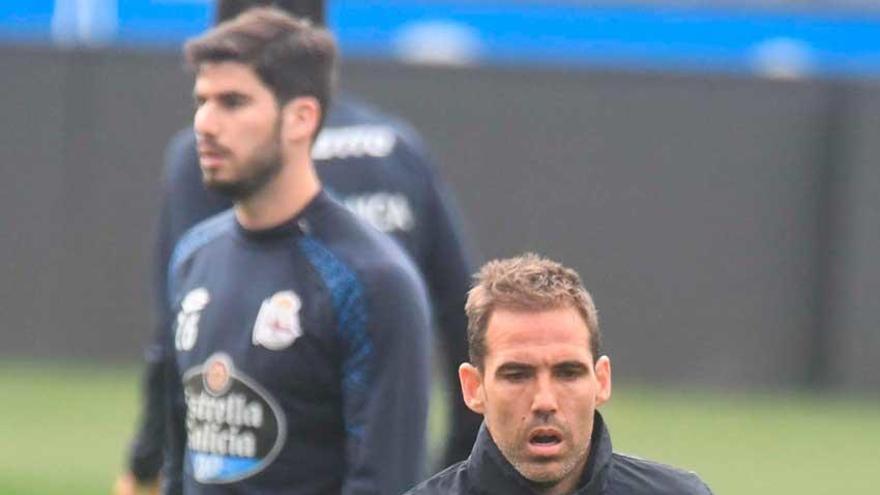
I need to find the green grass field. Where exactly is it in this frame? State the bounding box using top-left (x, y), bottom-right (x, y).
top-left (1, 360), bottom-right (878, 494)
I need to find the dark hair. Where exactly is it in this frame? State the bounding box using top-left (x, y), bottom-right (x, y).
top-left (465, 253), bottom-right (601, 369)
top-left (216, 0), bottom-right (326, 26)
top-left (186, 7), bottom-right (336, 128)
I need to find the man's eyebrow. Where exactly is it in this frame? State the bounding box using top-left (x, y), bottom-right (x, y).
top-left (495, 362), bottom-right (534, 373)
top-left (553, 361), bottom-right (590, 373)
top-left (218, 90), bottom-right (247, 98)
top-left (554, 360), bottom-right (589, 368)
top-left (193, 90), bottom-right (248, 100)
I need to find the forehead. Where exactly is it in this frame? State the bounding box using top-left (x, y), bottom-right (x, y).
top-left (484, 307), bottom-right (592, 364)
top-left (194, 61), bottom-right (267, 95)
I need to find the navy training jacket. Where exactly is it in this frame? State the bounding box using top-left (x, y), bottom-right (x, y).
top-left (405, 413), bottom-right (714, 495)
top-left (163, 191), bottom-right (432, 495)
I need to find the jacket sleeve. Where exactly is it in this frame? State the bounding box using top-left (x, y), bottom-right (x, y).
top-left (152, 130), bottom-right (201, 495)
top-left (693, 477), bottom-right (714, 494)
top-left (126, 131), bottom-right (192, 481)
top-left (424, 168), bottom-right (481, 467)
top-left (395, 133), bottom-right (481, 466)
top-left (340, 262), bottom-right (432, 495)
top-left (126, 339), bottom-right (167, 480)
top-left (160, 327), bottom-right (186, 495)
top-left (160, 253), bottom-right (186, 495)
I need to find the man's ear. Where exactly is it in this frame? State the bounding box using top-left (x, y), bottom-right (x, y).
top-left (459, 362), bottom-right (485, 415)
top-left (594, 355), bottom-right (612, 406)
top-left (281, 96), bottom-right (321, 143)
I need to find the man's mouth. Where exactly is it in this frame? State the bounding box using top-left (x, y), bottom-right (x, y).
top-left (527, 428), bottom-right (563, 456)
top-left (198, 149), bottom-right (228, 169)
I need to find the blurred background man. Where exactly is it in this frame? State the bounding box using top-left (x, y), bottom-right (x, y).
top-left (115, 1), bottom-right (479, 494)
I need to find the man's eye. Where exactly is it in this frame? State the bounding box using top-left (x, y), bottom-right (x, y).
top-left (220, 95), bottom-right (246, 108)
top-left (501, 371), bottom-right (529, 381)
top-left (556, 367), bottom-right (587, 380)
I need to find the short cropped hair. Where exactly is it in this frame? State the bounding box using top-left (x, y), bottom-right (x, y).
top-left (185, 7), bottom-right (336, 127)
top-left (465, 253), bottom-right (601, 369)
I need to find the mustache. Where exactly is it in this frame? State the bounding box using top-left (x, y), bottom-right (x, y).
top-left (526, 414), bottom-right (565, 431)
top-left (196, 136), bottom-right (231, 156)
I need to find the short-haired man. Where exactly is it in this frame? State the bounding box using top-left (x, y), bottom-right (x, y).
top-left (406, 254), bottom-right (713, 495)
top-left (161, 8), bottom-right (431, 494)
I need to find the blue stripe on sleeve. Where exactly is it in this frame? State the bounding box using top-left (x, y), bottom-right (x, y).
top-left (297, 236), bottom-right (372, 437)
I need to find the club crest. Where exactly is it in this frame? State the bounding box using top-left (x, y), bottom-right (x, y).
top-left (175, 287), bottom-right (210, 351)
top-left (252, 290), bottom-right (302, 350)
top-left (203, 353), bottom-right (233, 396)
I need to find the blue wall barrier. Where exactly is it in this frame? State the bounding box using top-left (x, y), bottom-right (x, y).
top-left (2, 1), bottom-right (880, 77)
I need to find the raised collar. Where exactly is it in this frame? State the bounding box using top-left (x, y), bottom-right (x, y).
top-left (234, 189), bottom-right (331, 241)
top-left (469, 412), bottom-right (613, 495)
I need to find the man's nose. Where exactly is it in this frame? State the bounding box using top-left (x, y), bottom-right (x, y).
top-left (530, 373), bottom-right (558, 415)
top-left (194, 102), bottom-right (219, 137)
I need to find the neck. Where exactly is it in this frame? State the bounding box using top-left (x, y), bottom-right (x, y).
top-left (234, 147), bottom-right (320, 230)
top-left (532, 477), bottom-right (579, 495)
top-left (530, 444), bottom-right (590, 495)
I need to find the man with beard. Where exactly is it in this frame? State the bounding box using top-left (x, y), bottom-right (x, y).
top-left (117, 2), bottom-right (476, 492)
top-left (405, 254), bottom-right (713, 495)
top-left (158, 9), bottom-right (431, 494)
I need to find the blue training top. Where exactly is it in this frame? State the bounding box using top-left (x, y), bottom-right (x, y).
top-left (163, 191), bottom-right (432, 495)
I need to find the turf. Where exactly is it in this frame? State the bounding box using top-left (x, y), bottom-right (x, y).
top-left (0, 361), bottom-right (877, 494)
top-left (603, 386), bottom-right (880, 493)
top-left (0, 361), bottom-right (140, 495)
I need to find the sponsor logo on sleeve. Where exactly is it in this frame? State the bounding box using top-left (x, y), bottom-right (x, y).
top-left (252, 290), bottom-right (303, 350)
top-left (183, 353), bottom-right (286, 484)
top-left (175, 288), bottom-right (210, 351)
top-left (312, 125), bottom-right (397, 160)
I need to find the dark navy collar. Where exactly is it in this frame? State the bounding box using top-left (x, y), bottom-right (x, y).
top-left (234, 189), bottom-right (332, 241)
top-left (469, 412), bottom-right (613, 495)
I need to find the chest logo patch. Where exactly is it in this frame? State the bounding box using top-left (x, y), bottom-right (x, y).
top-left (252, 290), bottom-right (303, 350)
top-left (183, 353), bottom-right (286, 484)
top-left (175, 288), bottom-right (210, 351)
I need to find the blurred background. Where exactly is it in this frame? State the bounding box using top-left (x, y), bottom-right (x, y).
top-left (1, 0), bottom-right (878, 493)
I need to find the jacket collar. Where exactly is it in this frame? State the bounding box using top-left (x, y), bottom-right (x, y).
top-left (234, 189), bottom-right (331, 241)
top-left (469, 412), bottom-right (613, 495)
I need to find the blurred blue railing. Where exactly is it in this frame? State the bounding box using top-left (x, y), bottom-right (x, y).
top-left (3, 1), bottom-right (880, 78)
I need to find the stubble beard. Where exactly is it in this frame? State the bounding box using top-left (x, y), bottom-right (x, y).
top-left (515, 444), bottom-right (587, 488)
top-left (499, 423), bottom-right (591, 492)
top-left (203, 124), bottom-right (283, 202)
